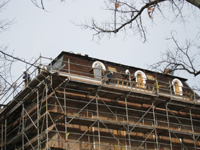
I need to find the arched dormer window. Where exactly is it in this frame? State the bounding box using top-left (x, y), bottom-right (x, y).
top-left (135, 70), bottom-right (147, 88)
top-left (92, 61), bottom-right (106, 79)
top-left (172, 78), bottom-right (183, 96)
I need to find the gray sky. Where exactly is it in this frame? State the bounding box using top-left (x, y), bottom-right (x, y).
top-left (1, 0), bottom-right (200, 91)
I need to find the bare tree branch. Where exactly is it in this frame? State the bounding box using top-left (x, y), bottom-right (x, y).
top-left (28, 0), bottom-right (199, 42)
top-left (77, 0), bottom-right (195, 42)
top-left (89, 0), bottom-right (162, 38)
top-left (0, 1), bottom-right (13, 32)
top-left (31, 0), bottom-right (45, 10)
top-left (149, 32), bottom-right (200, 77)
top-left (0, 0), bottom-right (9, 9)
top-left (0, 46), bottom-right (16, 96)
top-left (0, 50), bottom-right (36, 67)
top-left (0, 1), bottom-right (15, 96)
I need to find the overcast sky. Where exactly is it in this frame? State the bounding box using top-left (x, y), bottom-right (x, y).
top-left (1, 0), bottom-right (200, 92)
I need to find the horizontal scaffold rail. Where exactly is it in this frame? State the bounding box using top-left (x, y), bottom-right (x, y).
top-left (0, 54), bottom-right (200, 150)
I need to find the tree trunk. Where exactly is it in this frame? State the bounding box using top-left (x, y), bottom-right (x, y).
top-left (186, 0), bottom-right (200, 9)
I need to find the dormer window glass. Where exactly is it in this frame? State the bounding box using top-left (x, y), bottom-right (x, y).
top-left (92, 61), bottom-right (106, 79)
top-left (172, 78), bottom-right (183, 96)
top-left (135, 70), bottom-right (147, 88)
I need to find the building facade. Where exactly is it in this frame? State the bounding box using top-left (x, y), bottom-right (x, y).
top-left (0, 51), bottom-right (200, 150)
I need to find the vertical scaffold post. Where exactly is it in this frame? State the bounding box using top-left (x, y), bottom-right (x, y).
top-left (152, 99), bottom-right (159, 150)
top-left (166, 104), bottom-right (173, 150)
top-left (4, 119), bottom-right (6, 150)
top-left (189, 108), bottom-right (196, 149)
top-left (92, 113), bottom-right (95, 149)
top-left (35, 58), bottom-right (36, 76)
top-left (1, 122), bottom-right (3, 150)
top-left (192, 88), bottom-right (196, 102)
top-left (50, 57), bottom-right (53, 72)
top-left (68, 59), bottom-right (70, 80)
top-left (64, 88), bottom-right (68, 149)
top-left (96, 95), bottom-right (101, 150)
top-left (50, 74), bottom-right (53, 86)
top-left (155, 79), bottom-right (159, 95)
top-left (22, 103), bottom-right (25, 150)
top-left (169, 81), bottom-right (173, 98)
top-left (125, 92), bottom-right (131, 149)
top-left (39, 53), bottom-right (42, 68)
top-left (45, 83), bottom-right (49, 149)
top-left (37, 90), bottom-right (40, 149)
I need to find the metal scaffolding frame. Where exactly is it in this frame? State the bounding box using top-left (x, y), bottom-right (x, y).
top-left (0, 55), bottom-right (200, 150)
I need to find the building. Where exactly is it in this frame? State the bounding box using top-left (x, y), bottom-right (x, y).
top-left (0, 51), bottom-right (200, 150)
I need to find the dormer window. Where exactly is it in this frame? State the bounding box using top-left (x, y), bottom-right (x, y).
top-left (92, 61), bottom-right (106, 79)
top-left (135, 70), bottom-right (147, 88)
top-left (172, 78), bottom-right (183, 96)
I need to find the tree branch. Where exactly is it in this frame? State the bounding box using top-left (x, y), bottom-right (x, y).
top-left (149, 32), bottom-right (200, 77)
top-left (186, 0), bottom-right (200, 9)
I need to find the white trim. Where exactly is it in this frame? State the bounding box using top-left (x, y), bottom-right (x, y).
top-left (92, 61), bottom-right (106, 71)
top-left (134, 70), bottom-right (147, 84)
top-left (92, 61), bottom-right (106, 79)
top-left (172, 78), bottom-right (183, 96)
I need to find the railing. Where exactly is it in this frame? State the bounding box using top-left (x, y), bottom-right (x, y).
top-left (1, 56), bottom-right (200, 107)
top-left (0, 56), bottom-right (53, 106)
top-left (7, 92), bottom-right (200, 149)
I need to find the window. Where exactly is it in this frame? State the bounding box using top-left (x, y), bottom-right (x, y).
top-left (172, 78), bottom-right (183, 96)
top-left (52, 56), bottom-right (64, 70)
top-left (92, 61), bottom-right (106, 79)
top-left (135, 70), bottom-right (147, 88)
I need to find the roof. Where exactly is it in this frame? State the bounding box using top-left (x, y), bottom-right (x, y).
top-left (53, 51), bottom-right (188, 81)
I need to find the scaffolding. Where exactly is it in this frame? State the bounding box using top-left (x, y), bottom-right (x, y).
top-left (0, 54), bottom-right (200, 150)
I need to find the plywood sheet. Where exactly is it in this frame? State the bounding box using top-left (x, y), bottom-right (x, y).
top-left (108, 66), bottom-right (117, 72)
